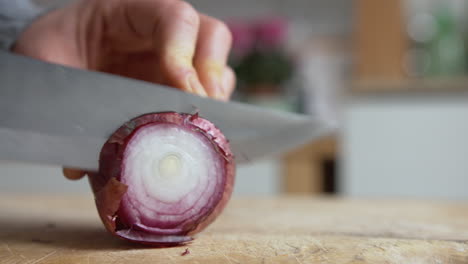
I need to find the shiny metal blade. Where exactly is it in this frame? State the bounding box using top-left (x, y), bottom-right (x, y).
top-left (0, 52), bottom-right (333, 170)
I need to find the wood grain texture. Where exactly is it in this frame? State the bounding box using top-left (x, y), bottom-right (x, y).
top-left (1, 195), bottom-right (467, 263)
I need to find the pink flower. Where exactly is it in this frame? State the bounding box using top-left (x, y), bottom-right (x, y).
top-left (227, 17), bottom-right (289, 57)
top-left (254, 17), bottom-right (288, 49)
top-left (227, 20), bottom-right (255, 57)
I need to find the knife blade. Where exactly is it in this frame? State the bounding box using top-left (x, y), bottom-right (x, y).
top-left (0, 52), bottom-right (333, 170)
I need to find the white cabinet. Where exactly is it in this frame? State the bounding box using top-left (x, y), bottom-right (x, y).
top-left (341, 92), bottom-right (468, 199)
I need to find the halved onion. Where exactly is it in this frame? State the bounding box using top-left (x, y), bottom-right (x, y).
top-left (88, 112), bottom-right (235, 246)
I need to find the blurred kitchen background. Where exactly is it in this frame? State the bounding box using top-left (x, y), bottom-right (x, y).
top-left (2, 0), bottom-right (468, 199)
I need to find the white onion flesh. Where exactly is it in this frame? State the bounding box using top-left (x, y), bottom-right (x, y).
top-left (119, 123), bottom-right (223, 227)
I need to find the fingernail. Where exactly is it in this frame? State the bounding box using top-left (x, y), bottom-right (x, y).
top-left (187, 75), bottom-right (207, 97)
top-left (215, 83), bottom-right (226, 100)
top-left (202, 60), bottom-right (225, 100)
top-left (208, 75), bottom-right (224, 100)
top-left (219, 73), bottom-right (231, 101)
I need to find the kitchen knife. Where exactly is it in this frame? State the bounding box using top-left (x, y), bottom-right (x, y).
top-left (0, 52), bottom-right (333, 170)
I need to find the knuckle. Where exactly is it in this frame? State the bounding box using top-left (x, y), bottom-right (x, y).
top-left (211, 19), bottom-right (232, 44)
top-left (161, 54), bottom-right (194, 76)
top-left (169, 1), bottom-right (200, 29)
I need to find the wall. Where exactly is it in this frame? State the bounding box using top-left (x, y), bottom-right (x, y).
top-left (341, 91), bottom-right (468, 200)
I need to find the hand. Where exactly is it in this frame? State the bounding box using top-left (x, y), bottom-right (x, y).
top-left (13, 0), bottom-right (235, 180)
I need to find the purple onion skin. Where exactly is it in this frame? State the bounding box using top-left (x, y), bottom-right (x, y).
top-left (88, 112), bottom-right (235, 246)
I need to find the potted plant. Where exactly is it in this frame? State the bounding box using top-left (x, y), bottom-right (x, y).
top-left (228, 17), bottom-right (295, 111)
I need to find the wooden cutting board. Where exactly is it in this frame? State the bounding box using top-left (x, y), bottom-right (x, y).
top-left (0, 195), bottom-right (467, 263)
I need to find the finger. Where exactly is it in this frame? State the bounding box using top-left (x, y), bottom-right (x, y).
top-left (107, 0), bottom-right (206, 96)
top-left (194, 15), bottom-right (232, 99)
top-left (63, 168), bottom-right (86, 180)
top-left (221, 66), bottom-right (236, 101)
top-left (151, 1), bottom-right (207, 96)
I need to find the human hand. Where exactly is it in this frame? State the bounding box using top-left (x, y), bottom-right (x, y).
top-left (13, 0), bottom-right (235, 180)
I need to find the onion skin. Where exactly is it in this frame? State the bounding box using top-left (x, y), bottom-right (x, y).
top-left (88, 112), bottom-right (235, 246)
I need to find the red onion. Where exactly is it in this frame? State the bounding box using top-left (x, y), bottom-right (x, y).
top-left (88, 112), bottom-right (235, 246)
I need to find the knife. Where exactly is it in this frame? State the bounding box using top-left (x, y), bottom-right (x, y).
top-left (0, 52), bottom-right (333, 170)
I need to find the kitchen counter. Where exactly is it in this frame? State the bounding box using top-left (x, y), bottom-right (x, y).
top-left (1, 195), bottom-right (467, 263)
